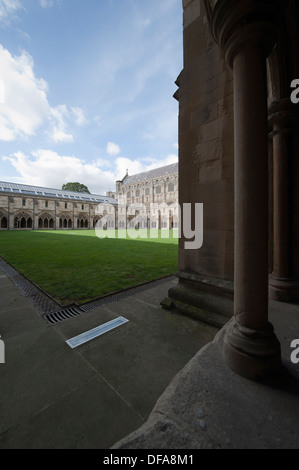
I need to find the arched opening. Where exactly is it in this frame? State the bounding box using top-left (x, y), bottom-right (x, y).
top-left (0, 211), bottom-right (8, 229)
top-left (1, 217), bottom-right (7, 229)
top-left (93, 217), bottom-right (100, 228)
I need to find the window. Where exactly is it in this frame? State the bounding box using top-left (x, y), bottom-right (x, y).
top-left (168, 183), bottom-right (174, 192)
top-left (145, 188), bottom-right (150, 196)
top-left (156, 186), bottom-right (161, 194)
top-left (65, 203), bottom-right (68, 209)
top-left (45, 201), bottom-right (48, 208)
top-left (22, 199), bottom-right (26, 207)
top-left (82, 204), bottom-right (84, 210)
top-left (127, 192), bottom-right (131, 199)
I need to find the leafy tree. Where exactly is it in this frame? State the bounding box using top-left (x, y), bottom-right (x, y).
top-left (62, 182), bottom-right (91, 194)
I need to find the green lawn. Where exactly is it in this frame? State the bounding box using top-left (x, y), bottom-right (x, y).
top-left (0, 230), bottom-right (178, 305)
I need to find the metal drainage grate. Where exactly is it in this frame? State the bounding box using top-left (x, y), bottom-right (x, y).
top-left (45, 306), bottom-right (85, 324)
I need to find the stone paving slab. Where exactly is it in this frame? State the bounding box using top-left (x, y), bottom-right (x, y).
top-left (0, 266), bottom-right (218, 449)
top-left (113, 301), bottom-right (299, 450)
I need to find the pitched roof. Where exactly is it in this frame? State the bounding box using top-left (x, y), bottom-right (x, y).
top-left (0, 181), bottom-right (116, 204)
top-left (121, 162), bottom-right (178, 185)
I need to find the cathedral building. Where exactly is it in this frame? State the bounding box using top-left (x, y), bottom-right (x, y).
top-left (0, 181), bottom-right (116, 231)
top-left (0, 163), bottom-right (179, 232)
top-left (114, 162), bottom-right (179, 229)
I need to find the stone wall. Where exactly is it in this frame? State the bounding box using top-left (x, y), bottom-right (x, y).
top-left (178, 0), bottom-right (234, 280)
top-left (0, 194), bottom-right (114, 230)
top-left (162, 0), bottom-right (235, 326)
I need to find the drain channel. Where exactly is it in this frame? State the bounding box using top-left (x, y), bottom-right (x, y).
top-left (45, 307), bottom-right (85, 324)
top-left (0, 256), bottom-right (175, 325)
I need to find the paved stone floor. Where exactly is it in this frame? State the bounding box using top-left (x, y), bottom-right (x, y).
top-left (0, 267), bottom-right (218, 449)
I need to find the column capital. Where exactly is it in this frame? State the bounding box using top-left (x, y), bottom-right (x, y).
top-left (210, 0), bottom-right (282, 68)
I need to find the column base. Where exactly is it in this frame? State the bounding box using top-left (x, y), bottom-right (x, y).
top-left (269, 276), bottom-right (299, 303)
top-left (223, 320), bottom-right (281, 381)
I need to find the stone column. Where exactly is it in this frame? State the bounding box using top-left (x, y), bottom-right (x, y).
top-left (211, 0), bottom-right (282, 379)
top-left (33, 198), bottom-right (35, 230)
top-left (269, 99), bottom-right (299, 302)
top-left (7, 196), bottom-right (10, 230)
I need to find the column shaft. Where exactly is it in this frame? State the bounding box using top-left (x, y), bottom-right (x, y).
top-left (234, 42), bottom-right (269, 330)
top-left (272, 129), bottom-right (289, 279)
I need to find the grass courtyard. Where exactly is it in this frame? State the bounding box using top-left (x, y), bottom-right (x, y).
top-left (0, 229), bottom-right (178, 306)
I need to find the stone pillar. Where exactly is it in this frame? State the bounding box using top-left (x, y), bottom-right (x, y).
top-left (33, 198), bottom-right (35, 230)
top-left (7, 197), bottom-right (10, 230)
top-left (269, 99), bottom-right (299, 302)
top-left (211, 0), bottom-right (282, 379)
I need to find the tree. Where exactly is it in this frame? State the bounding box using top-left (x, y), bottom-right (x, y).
top-left (62, 182), bottom-right (91, 194)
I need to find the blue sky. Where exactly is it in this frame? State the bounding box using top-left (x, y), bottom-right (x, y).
top-left (0, 0), bottom-right (182, 194)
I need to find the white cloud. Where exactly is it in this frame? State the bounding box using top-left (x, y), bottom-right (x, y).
top-left (3, 148), bottom-right (178, 195)
top-left (106, 141), bottom-right (121, 156)
top-left (49, 105), bottom-right (87, 142)
top-left (0, 0), bottom-right (22, 23)
top-left (0, 45), bottom-right (87, 144)
top-left (71, 107), bottom-right (87, 126)
top-left (0, 45), bottom-right (49, 141)
top-left (39, 0), bottom-right (54, 7)
top-left (3, 149), bottom-right (116, 194)
top-left (51, 128), bottom-right (74, 144)
top-left (49, 105), bottom-right (74, 143)
top-left (115, 154), bottom-right (178, 180)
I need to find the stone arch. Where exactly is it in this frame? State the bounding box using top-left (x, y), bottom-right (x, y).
top-left (14, 211), bottom-right (33, 230)
top-left (38, 212), bottom-right (55, 230)
top-left (59, 213), bottom-right (73, 230)
top-left (0, 210), bottom-right (8, 229)
top-left (93, 216), bottom-right (101, 228)
top-left (77, 213), bottom-right (89, 229)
